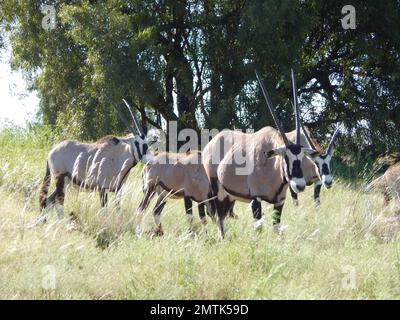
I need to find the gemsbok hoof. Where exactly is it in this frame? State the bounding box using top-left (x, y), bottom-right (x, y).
top-left (228, 211), bottom-right (239, 219)
top-left (273, 223), bottom-right (288, 234)
top-left (66, 211), bottom-right (81, 231)
top-left (254, 218), bottom-right (264, 231)
top-left (151, 225), bottom-right (164, 238)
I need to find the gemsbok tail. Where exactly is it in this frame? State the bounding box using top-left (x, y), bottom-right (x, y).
top-left (39, 161), bottom-right (51, 210)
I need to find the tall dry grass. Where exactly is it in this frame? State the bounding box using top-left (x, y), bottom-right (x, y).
top-left (0, 125), bottom-right (399, 299)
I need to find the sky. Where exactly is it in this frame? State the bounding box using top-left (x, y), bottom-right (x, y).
top-left (0, 45), bottom-right (40, 127)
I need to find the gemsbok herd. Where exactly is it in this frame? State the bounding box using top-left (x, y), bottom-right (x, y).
top-left (38, 69), bottom-right (399, 239)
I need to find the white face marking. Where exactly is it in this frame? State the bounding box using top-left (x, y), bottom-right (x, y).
top-left (285, 151), bottom-right (297, 176)
top-left (285, 149), bottom-right (306, 175)
top-left (290, 178), bottom-right (306, 193)
top-left (314, 154), bottom-right (333, 188)
top-left (141, 154), bottom-right (153, 164)
top-left (285, 149), bottom-right (306, 193)
top-left (322, 174), bottom-right (332, 187)
top-left (154, 214), bottom-right (161, 226)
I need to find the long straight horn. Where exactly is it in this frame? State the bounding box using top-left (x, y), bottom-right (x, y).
top-left (122, 99), bottom-right (145, 138)
top-left (291, 69), bottom-right (301, 144)
top-left (112, 104), bottom-right (137, 135)
top-left (289, 99), bottom-right (317, 150)
top-left (301, 123), bottom-right (317, 150)
top-left (255, 70), bottom-right (290, 146)
top-left (327, 127), bottom-right (340, 155)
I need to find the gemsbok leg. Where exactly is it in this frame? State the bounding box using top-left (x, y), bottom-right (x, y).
top-left (272, 203), bottom-right (284, 232)
top-left (251, 198), bottom-right (263, 230)
top-left (114, 187), bottom-right (125, 210)
top-left (215, 197), bottom-right (233, 239)
top-left (152, 193), bottom-right (167, 236)
top-left (289, 186), bottom-right (299, 206)
top-left (313, 181), bottom-right (322, 207)
top-left (40, 174), bottom-right (66, 220)
top-left (184, 196), bottom-right (193, 228)
top-left (54, 173), bottom-right (67, 219)
top-left (135, 185), bottom-right (156, 236)
top-left (197, 202), bottom-right (207, 225)
top-left (137, 185), bottom-right (155, 212)
top-left (227, 201), bottom-right (238, 218)
top-left (216, 205), bottom-right (226, 239)
top-left (100, 188), bottom-right (108, 207)
top-left (383, 188), bottom-right (392, 206)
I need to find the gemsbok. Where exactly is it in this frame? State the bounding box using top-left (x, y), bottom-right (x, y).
top-left (137, 150), bottom-right (212, 235)
top-left (202, 70), bottom-right (319, 238)
top-left (287, 125), bottom-right (340, 207)
top-left (223, 125), bottom-right (340, 215)
top-left (38, 99), bottom-right (152, 221)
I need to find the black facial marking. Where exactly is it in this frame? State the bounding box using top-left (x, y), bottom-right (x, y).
top-left (266, 150), bottom-right (275, 158)
top-left (111, 137), bottom-right (120, 145)
top-left (134, 140), bottom-right (142, 159)
top-left (287, 144), bottom-right (302, 155)
top-left (142, 143), bottom-right (148, 156)
top-left (322, 163), bottom-right (329, 175)
top-left (284, 155), bottom-right (303, 179)
top-left (291, 159), bottom-right (303, 178)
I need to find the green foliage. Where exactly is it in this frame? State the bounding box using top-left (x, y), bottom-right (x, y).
top-left (0, 0), bottom-right (399, 156)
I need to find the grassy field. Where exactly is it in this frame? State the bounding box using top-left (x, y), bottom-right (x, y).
top-left (0, 126), bottom-right (399, 299)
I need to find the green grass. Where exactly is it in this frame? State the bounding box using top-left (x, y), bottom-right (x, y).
top-left (0, 126), bottom-right (399, 299)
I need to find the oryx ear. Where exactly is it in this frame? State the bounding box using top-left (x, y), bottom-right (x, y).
top-left (302, 148), bottom-right (320, 159)
top-left (265, 147), bottom-right (287, 158)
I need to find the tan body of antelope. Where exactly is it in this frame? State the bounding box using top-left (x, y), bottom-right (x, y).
top-left (38, 100), bottom-right (151, 221)
top-left (368, 154), bottom-right (400, 205)
top-left (138, 151), bottom-right (212, 235)
top-left (202, 70), bottom-right (319, 237)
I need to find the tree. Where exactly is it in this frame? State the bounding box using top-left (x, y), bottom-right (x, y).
top-left (1, 0), bottom-right (399, 157)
